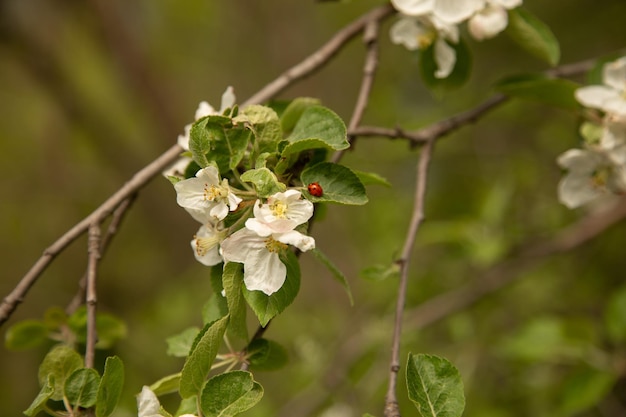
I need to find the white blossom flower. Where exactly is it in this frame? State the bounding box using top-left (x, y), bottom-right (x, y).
top-left (557, 147), bottom-right (626, 208)
top-left (575, 57), bottom-right (626, 116)
top-left (221, 227), bottom-right (315, 295)
top-left (175, 166), bottom-right (242, 221)
top-left (163, 87), bottom-right (236, 178)
top-left (468, 0), bottom-right (522, 41)
top-left (191, 221), bottom-right (227, 266)
top-left (138, 386), bottom-right (196, 417)
top-left (390, 15), bottom-right (459, 78)
top-left (392, 0), bottom-right (483, 24)
top-left (245, 190), bottom-right (314, 235)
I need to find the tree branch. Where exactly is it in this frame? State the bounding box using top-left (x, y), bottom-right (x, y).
top-left (85, 223), bottom-right (101, 369)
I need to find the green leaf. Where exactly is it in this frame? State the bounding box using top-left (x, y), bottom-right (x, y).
top-left (354, 170), bottom-right (391, 187)
top-left (5, 319), bottom-right (48, 350)
top-left (311, 248), bottom-right (353, 305)
top-left (604, 285), bottom-right (626, 344)
top-left (300, 162), bottom-right (368, 205)
top-left (283, 105), bottom-right (348, 155)
top-left (96, 356), bottom-right (124, 417)
top-left (65, 368), bottom-right (100, 408)
top-left (24, 375), bottom-right (54, 416)
top-left (189, 116), bottom-right (232, 168)
top-left (180, 315), bottom-right (230, 398)
top-left (149, 373), bottom-right (182, 396)
top-left (38, 345), bottom-right (83, 401)
top-left (67, 307), bottom-right (127, 349)
top-left (420, 39), bottom-right (472, 95)
top-left (247, 338), bottom-right (289, 371)
top-left (558, 367), bottom-right (616, 416)
top-left (280, 97), bottom-right (321, 133)
top-left (200, 371), bottom-right (264, 417)
top-left (495, 74), bottom-right (580, 110)
top-left (506, 7), bottom-right (560, 66)
top-left (406, 353), bottom-right (465, 417)
top-left (223, 262), bottom-right (248, 341)
top-left (240, 105), bottom-right (282, 154)
top-left (243, 250), bottom-right (301, 327)
top-left (203, 293), bottom-right (229, 325)
top-left (166, 327), bottom-right (200, 357)
top-left (176, 396), bottom-right (198, 416)
top-left (360, 263), bottom-right (400, 282)
top-left (190, 117), bottom-right (251, 174)
top-left (43, 306), bottom-right (68, 329)
top-left (240, 167), bottom-right (287, 198)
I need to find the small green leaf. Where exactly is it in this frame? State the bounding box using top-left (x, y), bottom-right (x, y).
top-left (243, 251), bottom-right (301, 327)
top-left (240, 105), bottom-right (282, 154)
top-left (180, 315), bottom-right (230, 398)
top-left (301, 162), bottom-right (368, 205)
top-left (5, 319), bottom-right (48, 350)
top-left (605, 285), bottom-right (626, 344)
top-left (43, 306), bottom-right (67, 329)
top-left (506, 7), bottom-right (560, 66)
top-left (558, 367), bottom-right (616, 416)
top-left (24, 375), bottom-right (54, 416)
top-left (96, 356), bottom-right (124, 417)
top-left (166, 327), bottom-right (200, 357)
top-left (65, 368), bottom-right (100, 408)
top-left (283, 105), bottom-right (348, 155)
top-left (280, 97), bottom-right (321, 133)
top-left (354, 170), bottom-right (391, 187)
top-left (200, 371), bottom-right (264, 417)
top-left (223, 262), bottom-right (248, 341)
top-left (38, 345), bottom-right (83, 401)
top-left (203, 293), bottom-right (229, 325)
top-left (420, 39), bottom-right (472, 95)
top-left (495, 74), bottom-right (580, 110)
top-left (149, 373), bottom-right (182, 396)
top-left (189, 116), bottom-right (251, 174)
top-left (247, 338), bottom-right (289, 371)
top-left (67, 307), bottom-right (127, 349)
top-left (176, 395), bottom-right (198, 416)
top-left (311, 248), bottom-right (353, 305)
top-left (240, 167), bottom-right (287, 198)
top-left (360, 263), bottom-right (400, 282)
top-left (406, 353), bottom-right (465, 417)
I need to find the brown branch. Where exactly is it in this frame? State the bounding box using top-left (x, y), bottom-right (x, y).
top-left (384, 139), bottom-right (435, 417)
top-left (85, 223), bottom-right (101, 369)
top-left (242, 4), bottom-right (394, 107)
top-left (407, 195), bottom-right (626, 330)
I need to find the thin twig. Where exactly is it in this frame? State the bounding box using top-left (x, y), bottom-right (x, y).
top-left (66, 194), bottom-right (138, 315)
top-left (85, 223), bottom-right (101, 369)
top-left (384, 139), bottom-right (435, 417)
top-left (407, 195), bottom-right (626, 330)
top-left (331, 19), bottom-right (381, 163)
top-left (0, 144), bottom-right (182, 327)
top-left (242, 4), bottom-right (393, 107)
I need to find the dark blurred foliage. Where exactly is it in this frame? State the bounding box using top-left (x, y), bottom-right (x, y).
top-left (1, 1), bottom-right (626, 416)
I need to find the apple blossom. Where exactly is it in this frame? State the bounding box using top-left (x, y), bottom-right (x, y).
top-left (174, 166), bottom-right (242, 221)
top-left (192, 221), bottom-right (227, 266)
top-left (221, 227), bottom-right (315, 295)
top-left (245, 190), bottom-right (314, 235)
top-left (137, 386), bottom-right (196, 417)
top-left (575, 57), bottom-right (626, 116)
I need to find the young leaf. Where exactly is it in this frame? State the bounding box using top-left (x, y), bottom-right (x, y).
top-left (149, 373), bottom-right (182, 396)
top-left (406, 353), bottom-right (465, 417)
top-left (222, 262), bottom-right (248, 341)
top-left (240, 105), bottom-right (282, 154)
top-left (24, 375), bottom-right (54, 416)
top-left (506, 7), bottom-right (560, 66)
top-left (65, 368), bottom-right (100, 408)
top-left (180, 315), bottom-right (230, 398)
top-left (283, 105), bottom-right (349, 155)
top-left (247, 338), bottom-right (289, 371)
top-left (280, 97), bottom-right (321, 133)
top-left (354, 170), bottom-right (392, 187)
top-left (200, 371), bottom-right (264, 417)
top-left (243, 250), bottom-right (301, 327)
top-left (360, 263), bottom-right (400, 282)
top-left (301, 162), bottom-right (368, 205)
top-left (96, 356), bottom-right (124, 417)
top-left (240, 167), bottom-right (287, 198)
top-left (203, 293), bottom-right (229, 325)
top-left (419, 39), bottom-right (472, 95)
top-left (5, 319), bottom-right (48, 350)
top-left (311, 248), bottom-right (353, 305)
top-left (495, 74), bottom-right (580, 110)
top-left (38, 344), bottom-right (83, 401)
top-left (166, 327), bottom-right (201, 357)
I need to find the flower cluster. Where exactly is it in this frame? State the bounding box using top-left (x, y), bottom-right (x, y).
top-left (557, 57), bottom-right (626, 209)
top-left (390, 0), bottom-right (522, 78)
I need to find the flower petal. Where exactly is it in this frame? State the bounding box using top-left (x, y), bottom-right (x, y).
top-left (575, 86), bottom-right (621, 111)
top-left (243, 249), bottom-right (286, 295)
top-left (220, 86), bottom-right (236, 112)
top-left (433, 38), bottom-right (456, 79)
top-left (603, 57), bottom-right (626, 92)
top-left (137, 386), bottom-right (161, 417)
top-left (390, 17), bottom-right (427, 50)
top-left (390, 0), bottom-right (434, 16)
top-left (275, 230), bottom-right (316, 252)
top-left (434, 0), bottom-right (484, 24)
top-left (468, 5), bottom-right (508, 40)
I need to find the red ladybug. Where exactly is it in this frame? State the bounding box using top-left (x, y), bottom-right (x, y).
top-left (307, 182), bottom-right (323, 197)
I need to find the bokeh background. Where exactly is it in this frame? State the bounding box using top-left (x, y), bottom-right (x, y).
top-left (1, 1), bottom-right (626, 416)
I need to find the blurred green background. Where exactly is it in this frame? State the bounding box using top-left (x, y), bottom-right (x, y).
top-left (1, 1), bottom-right (626, 416)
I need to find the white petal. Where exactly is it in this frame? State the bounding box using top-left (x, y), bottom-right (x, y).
top-left (390, 17), bottom-right (428, 50)
top-left (390, 0), bottom-right (434, 16)
top-left (245, 217), bottom-right (274, 237)
top-left (177, 124), bottom-right (192, 149)
top-left (228, 193), bottom-right (242, 211)
top-left (434, 0), bottom-right (484, 24)
top-left (433, 38), bottom-right (456, 79)
top-left (195, 101), bottom-right (215, 119)
top-left (468, 5), bottom-right (508, 40)
top-left (210, 202), bottom-right (229, 221)
top-left (603, 57), bottom-right (626, 92)
top-left (275, 230), bottom-right (316, 252)
top-left (558, 172), bottom-right (604, 209)
top-left (492, 0), bottom-right (522, 8)
top-left (191, 224), bottom-right (223, 266)
top-left (162, 156), bottom-right (191, 179)
top-left (221, 228), bottom-right (265, 264)
top-left (243, 249), bottom-right (286, 295)
top-left (220, 86), bottom-right (236, 112)
top-left (137, 386), bottom-right (161, 417)
top-left (575, 86), bottom-right (621, 111)
top-left (557, 148), bottom-right (602, 173)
